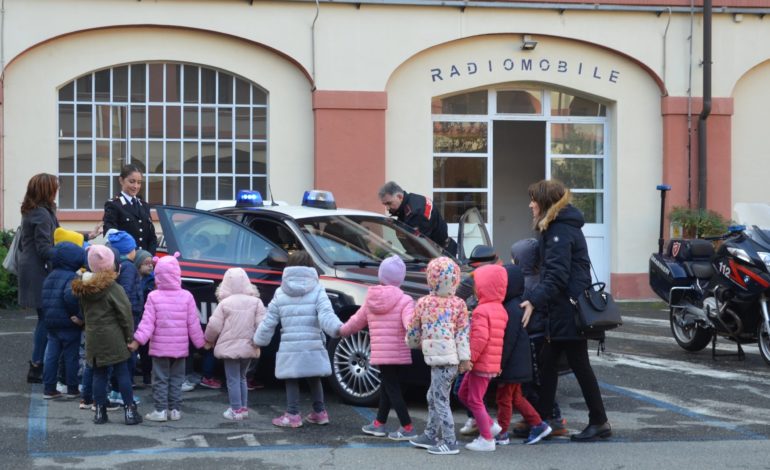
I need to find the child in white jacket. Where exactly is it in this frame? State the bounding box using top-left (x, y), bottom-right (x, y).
top-left (205, 267), bottom-right (266, 421)
top-left (253, 251), bottom-right (342, 428)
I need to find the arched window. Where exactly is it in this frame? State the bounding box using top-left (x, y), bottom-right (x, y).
top-left (57, 63), bottom-right (268, 209)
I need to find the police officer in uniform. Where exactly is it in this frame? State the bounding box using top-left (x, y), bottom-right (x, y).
top-left (378, 181), bottom-right (457, 256)
top-left (103, 164), bottom-right (158, 254)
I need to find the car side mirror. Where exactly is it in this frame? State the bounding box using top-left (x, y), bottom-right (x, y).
top-left (469, 245), bottom-right (497, 264)
top-left (266, 247), bottom-right (288, 268)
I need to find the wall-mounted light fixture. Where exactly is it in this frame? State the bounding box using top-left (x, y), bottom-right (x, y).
top-left (521, 34), bottom-right (538, 51)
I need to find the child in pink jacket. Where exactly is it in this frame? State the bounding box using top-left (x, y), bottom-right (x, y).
top-left (339, 256), bottom-right (415, 440)
top-left (459, 263), bottom-right (509, 452)
top-left (204, 267), bottom-right (266, 421)
top-left (128, 252), bottom-right (206, 422)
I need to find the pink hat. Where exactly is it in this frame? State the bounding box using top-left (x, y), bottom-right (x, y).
top-left (87, 244), bottom-right (115, 273)
top-left (378, 255), bottom-right (406, 287)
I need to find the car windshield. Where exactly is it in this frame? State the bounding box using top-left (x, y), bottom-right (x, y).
top-left (296, 215), bottom-right (443, 265)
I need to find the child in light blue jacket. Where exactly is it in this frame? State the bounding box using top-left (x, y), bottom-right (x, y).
top-left (253, 251), bottom-right (342, 428)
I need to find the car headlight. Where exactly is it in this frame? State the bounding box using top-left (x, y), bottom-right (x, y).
top-left (758, 252), bottom-right (770, 272)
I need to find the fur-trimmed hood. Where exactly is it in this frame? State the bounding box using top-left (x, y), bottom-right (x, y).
top-left (537, 191), bottom-right (585, 232)
top-left (72, 271), bottom-right (118, 298)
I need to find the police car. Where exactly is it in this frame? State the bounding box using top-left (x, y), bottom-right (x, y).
top-left (155, 190), bottom-right (491, 405)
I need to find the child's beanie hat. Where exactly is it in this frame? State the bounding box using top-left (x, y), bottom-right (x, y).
top-left (379, 255), bottom-right (406, 287)
top-left (87, 244), bottom-right (115, 273)
top-left (133, 249), bottom-right (152, 270)
top-left (107, 230), bottom-right (136, 255)
top-left (54, 227), bottom-right (84, 247)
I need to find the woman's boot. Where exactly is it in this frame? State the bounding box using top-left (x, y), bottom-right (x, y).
top-left (124, 402), bottom-right (143, 425)
top-left (93, 405), bottom-right (108, 424)
top-left (27, 361), bottom-right (43, 384)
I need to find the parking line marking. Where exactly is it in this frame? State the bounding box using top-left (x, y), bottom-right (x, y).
top-left (598, 381), bottom-right (766, 440)
top-left (27, 384), bottom-right (47, 453)
top-left (353, 406), bottom-right (376, 422)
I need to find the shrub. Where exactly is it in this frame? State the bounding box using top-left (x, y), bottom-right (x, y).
top-left (669, 206), bottom-right (730, 239)
top-left (0, 229), bottom-right (19, 309)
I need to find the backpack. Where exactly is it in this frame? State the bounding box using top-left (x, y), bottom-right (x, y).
top-left (2, 225), bottom-right (23, 276)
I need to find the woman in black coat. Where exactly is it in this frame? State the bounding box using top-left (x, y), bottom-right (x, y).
top-left (103, 164), bottom-right (157, 254)
top-left (520, 179), bottom-right (611, 442)
top-left (18, 173), bottom-right (60, 383)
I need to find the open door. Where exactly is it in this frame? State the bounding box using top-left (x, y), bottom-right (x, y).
top-left (456, 207), bottom-right (492, 263)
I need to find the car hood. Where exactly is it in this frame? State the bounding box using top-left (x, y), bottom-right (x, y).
top-left (333, 265), bottom-right (469, 299)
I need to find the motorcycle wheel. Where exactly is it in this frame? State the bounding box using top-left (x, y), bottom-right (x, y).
top-left (325, 330), bottom-right (381, 407)
top-left (670, 307), bottom-right (712, 351)
top-left (758, 320), bottom-right (770, 366)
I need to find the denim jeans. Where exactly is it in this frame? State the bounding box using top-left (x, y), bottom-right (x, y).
top-left (31, 308), bottom-right (48, 365)
top-left (43, 329), bottom-right (81, 394)
top-left (93, 360), bottom-right (133, 407)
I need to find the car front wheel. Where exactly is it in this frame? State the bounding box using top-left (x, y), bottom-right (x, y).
top-left (326, 330), bottom-right (381, 406)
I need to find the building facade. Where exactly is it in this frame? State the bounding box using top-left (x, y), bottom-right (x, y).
top-left (2, 0), bottom-right (769, 298)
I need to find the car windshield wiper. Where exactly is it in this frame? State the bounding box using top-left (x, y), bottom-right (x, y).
top-left (332, 260), bottom-right (381, 267)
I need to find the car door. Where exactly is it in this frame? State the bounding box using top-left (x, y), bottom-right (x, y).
top-left (154, 205), bottom-right (286, 324)
top-left (456, 207), bottom-right (493, 263)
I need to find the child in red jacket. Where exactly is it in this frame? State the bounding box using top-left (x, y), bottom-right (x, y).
top-left (458, 264), bottom-right (509, 452)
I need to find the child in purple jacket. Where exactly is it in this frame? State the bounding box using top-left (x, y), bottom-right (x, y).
top-left (339, 256), bottom-right (416, 440)
top-left (128, 252), bottom-right (206, 422)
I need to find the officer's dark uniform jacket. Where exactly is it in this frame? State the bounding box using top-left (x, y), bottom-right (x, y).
top-left (103, 194), bottom-right (158, 254)
top-left (394, 191), bottom-right (449, 248)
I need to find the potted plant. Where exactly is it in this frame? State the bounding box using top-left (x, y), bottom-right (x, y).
top-left (669, 206), bottom-right (730, 239)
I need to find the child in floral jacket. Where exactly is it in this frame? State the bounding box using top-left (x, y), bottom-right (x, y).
top-left (406, 256), bottom-right (470, 455)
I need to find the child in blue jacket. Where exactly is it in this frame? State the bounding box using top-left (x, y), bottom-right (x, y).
top-left (41, 242), bottom-right (86, 399)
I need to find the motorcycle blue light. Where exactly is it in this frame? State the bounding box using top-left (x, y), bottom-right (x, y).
top-left (656, 184), bottom-right (671, 191)
top-left (236, 190), bottom-right (264, 207)
top-left (302, 190), bottom-right (337, 210)
top-left (728, 225), bottom-right (746, 233)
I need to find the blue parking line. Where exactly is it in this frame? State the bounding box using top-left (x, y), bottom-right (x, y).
top-left (27, 384), bottom-right (47, 453)
top-left (353, 406), bottom-right (376, 422)
top-left (598, 381), bottom-right (766, 440)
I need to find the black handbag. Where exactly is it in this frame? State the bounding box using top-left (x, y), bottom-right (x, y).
top-left (572, 282), bottom-right (622, 337)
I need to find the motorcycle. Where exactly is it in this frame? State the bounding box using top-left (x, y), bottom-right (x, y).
top-left (648, 185), bottom-right (770, 365)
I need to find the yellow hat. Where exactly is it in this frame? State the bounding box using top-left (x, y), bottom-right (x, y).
top-left (54, 227), bottom-right (85, 246)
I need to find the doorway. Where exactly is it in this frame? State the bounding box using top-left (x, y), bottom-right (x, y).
top-left (492, 121), bottom-right (545, 259)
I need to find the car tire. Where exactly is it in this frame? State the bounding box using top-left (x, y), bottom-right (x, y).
top-left (326, 330), bottom-right (381, 407)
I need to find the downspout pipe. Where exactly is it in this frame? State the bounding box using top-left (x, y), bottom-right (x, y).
top-left (697, 0), bottom-right (711, 210)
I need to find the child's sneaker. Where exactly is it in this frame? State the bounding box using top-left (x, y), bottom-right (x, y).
top-left (490, 422), bottom-right (502, 438)
top-left (237, 408), bottom-right (249, 419)
top-left (79, 400), bottom-right (93, 410)
top-left (272, 413), bottom-right (302, 428)
top-left (56, 382), bottom-right (67, 393)
top-left (181, 380), bottom-right (196, 392)
top-left (525, 421), bottom-right (552, 445)
top-left (465, 436), bottom-right (495, 452)
top-left (105, 401), bottom-right (122, 412)
top-left (427, 440), bottom-right (460, 455)
top-left (388, 427), bottom-right (417, 441)
top-left (495, 431), bottom-right (511, 446)
top-left (43, 390), bottom-right (63, 400)
top-left (547, 418), bottom-right (568, 437)
top-left (145, 409), bottom-right (168, 422)
top-left (199, 377), bottom-right (222, 389)
top-left (169, 409), bottom-right (182, 421)
top-left (223, 408), bottom-right (245, 421)
top-left (305, 410), bottom-right (329, 425)
top-left (409, 433), bottom-right (438, 449)
top-left (459, 417), bottom-right (478, 435)
top-left (107, 390), bottom-right (124, 405)
top-left (362, 421), bottom-right (387, 436)
top-left (246, 379), bottom-right (264, 391)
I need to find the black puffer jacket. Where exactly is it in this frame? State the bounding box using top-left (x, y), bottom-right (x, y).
top-left (526, 196), bottom-right (591, 341)
top-left (499, 264), bottom-right (533, 383)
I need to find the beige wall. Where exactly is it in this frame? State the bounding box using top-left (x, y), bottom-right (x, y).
top-left (2, 26), bottom-right (313, 228)
top-left (732, 59), bottom-right (770, 210)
